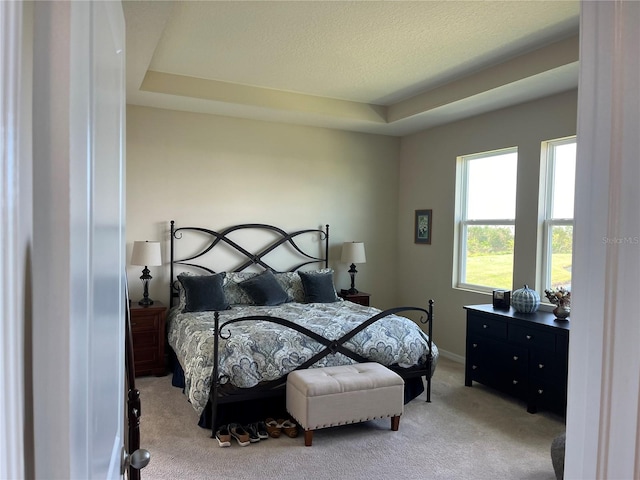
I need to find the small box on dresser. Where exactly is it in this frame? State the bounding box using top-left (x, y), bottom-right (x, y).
top-left (464, 304), bottom-right (569, 416)
top-left (130, 301), bottom-right (167, 377)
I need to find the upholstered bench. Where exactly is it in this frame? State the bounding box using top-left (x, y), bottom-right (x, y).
top-left (286, 362), bottom-right (404, 446)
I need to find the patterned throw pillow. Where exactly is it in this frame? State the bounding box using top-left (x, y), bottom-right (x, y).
top-left (274, 272), bottom-right (305, 303)
top-left (175, 270), bottom-right (196, 310)
top-left (223, 271), bottom-right (257, 305)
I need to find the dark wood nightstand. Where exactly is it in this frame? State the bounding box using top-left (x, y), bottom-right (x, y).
top-left (129, 301), bottom-right (167, 377)
top-left (338, 290), bottom-right (371, 306)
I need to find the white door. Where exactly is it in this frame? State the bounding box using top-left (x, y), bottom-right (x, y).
top-left (83, 1), bottom-right (127, 477)
top-left (31, 1), bottom-right (126, 478)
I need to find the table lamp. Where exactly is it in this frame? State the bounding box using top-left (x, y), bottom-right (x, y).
top-left (130, 240), bottom-right (162, 306)
top-left (341, 242), bottom-right (366, 294)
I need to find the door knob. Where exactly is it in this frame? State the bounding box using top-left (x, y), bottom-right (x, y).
top-left (121, 447), bottom-right (151, 474)
top-left (129, 449), bottom-right (151, 470)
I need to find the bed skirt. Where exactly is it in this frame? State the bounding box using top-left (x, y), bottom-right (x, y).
top-left (170, 350), bottom-right (425, 429)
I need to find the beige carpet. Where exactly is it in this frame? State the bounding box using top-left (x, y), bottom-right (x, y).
top-left (136, 357), bottom-right (565, 480)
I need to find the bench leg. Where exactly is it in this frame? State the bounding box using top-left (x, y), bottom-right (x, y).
top-left (304, 430), bottom-right (313, 446)
top-left (391, 415), bottom-right (400, 431)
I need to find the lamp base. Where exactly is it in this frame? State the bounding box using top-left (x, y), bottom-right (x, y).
top-left (341, 288), bottom-right (360, 295)
top-left (347, 263), bottom-right (359, 296)
top-left (138, 297), bottom-right (154, 306)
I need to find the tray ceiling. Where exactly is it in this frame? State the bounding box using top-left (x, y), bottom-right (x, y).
top-left (124, 1), bottom-right (580, 136)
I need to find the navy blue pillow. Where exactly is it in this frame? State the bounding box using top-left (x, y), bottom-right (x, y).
top-left (239, 270), bottom-right (289, 306)
top-left (299, 271), bottom-right (338, 303)
top-left (178, 273), bottom-right (229, 312)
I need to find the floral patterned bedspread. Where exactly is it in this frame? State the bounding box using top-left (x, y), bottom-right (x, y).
top-left (167, 301), bottom-right (439, 416)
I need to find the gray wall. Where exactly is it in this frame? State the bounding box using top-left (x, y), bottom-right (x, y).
top-left (126, 105), bottom-right (401, 309)
top-left (397, 89), bottom-right (578, 358)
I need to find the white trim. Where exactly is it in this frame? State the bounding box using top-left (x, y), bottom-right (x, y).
top-left (455, 147), bottom-right (518, 291)
top-left (437, 349), bottom-right (465, 364)
top-left (0, 1), bottom-right (26, 478)
top-left (541, 136), bottom-right (576, 289)
top-left (462, 219), bottom-right (517, 226)
top-left (32, 2), bottom-right (74, 476)
top-left (566, 1), bottom-right (640, 478)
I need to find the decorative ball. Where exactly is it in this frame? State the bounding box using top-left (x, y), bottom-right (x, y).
top-left (511, 284), bottom-right (540, 313)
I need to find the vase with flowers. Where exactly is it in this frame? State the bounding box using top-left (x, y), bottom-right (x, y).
top-left (544, 287), bottom-right (571, 320)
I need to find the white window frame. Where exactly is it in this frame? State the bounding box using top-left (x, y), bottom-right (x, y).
top-left (541, 136), bottom-right (576, 292)
top-left (456, 147), bottom-right (517, 293)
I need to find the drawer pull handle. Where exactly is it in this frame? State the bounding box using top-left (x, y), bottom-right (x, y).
top-left (538, 363), bottom-right (545, 369)
top-left (513, 356), bottom-right (519, 361)
top-left (473, 343), bottom-right (478, 348)
top-left (512, 380), bottom-right (518, 385)
top-left (472, 365), bottom-right (477, 370)
top-left (538, 389), bottom-right (544, 394)
top-left (483, 324), bottom-right (488, 329)
top-left (526, 335), bottom-right (532, 340)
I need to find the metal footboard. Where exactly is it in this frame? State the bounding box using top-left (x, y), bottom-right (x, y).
top-left (208, 300), bottom-right (434, 435)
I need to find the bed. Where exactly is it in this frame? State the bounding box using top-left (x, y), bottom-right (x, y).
top-left (166, 221), bottom-right (438, 433)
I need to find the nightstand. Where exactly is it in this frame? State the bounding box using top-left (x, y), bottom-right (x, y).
top-left (338, 290), bottom-right (371, 307)
top-left (129, 301), bottom-right (167, 377)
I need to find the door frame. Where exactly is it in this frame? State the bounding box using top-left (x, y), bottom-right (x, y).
top-left (0, 1), bottom-right (30, 476)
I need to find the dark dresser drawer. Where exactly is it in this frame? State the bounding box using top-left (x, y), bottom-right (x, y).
top-left (530, 349), bottom-right (567, 381)
top-left (528, 377), bottom-right (566, 413)
top-left (508, 323), bottom-right (557, 351)
top-left (468, 313), bottom-right (508, 340)
top-left (468, 338), bottom-right (524, 369)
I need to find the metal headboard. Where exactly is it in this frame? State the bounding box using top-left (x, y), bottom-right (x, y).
top-left (169, 221), bottom-right (329, 307)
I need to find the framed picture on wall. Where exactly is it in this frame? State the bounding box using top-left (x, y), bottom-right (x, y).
top-left (414, 209), bottom-right (432, 244)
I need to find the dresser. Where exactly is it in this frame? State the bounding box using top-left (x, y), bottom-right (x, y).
top-left (130, 301), bottom-right (167, 377)
top-left (464, 304), bottom-right (569, 415)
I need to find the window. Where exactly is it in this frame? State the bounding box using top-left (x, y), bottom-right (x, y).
top-left (542, 137), bottom-right (576, 291)
top-left (456, 148), bottom-right (518, 291)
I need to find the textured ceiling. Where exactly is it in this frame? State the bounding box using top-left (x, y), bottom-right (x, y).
top-left (124, 0), bottom-right (580, 136)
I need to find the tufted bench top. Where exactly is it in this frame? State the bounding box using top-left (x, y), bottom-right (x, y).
top-left (287, 362), bottom-right (404, 397)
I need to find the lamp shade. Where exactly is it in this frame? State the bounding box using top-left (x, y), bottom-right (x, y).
top-left (341, 242), bottom-right (366, 264)
top-left (130, 241), bottom-right (162, 267)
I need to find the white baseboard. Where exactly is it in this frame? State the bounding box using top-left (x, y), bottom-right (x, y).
top-left (437, 349), bottom-right (465, 364)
